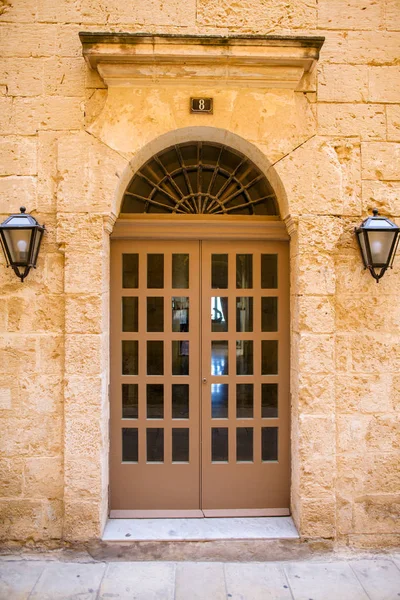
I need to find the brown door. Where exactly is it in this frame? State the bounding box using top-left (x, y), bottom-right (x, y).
top-left (110, 238), bottom-right (289, 516)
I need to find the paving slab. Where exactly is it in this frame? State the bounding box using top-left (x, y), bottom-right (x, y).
top-left (99, 562), bottom-right (175, 600)
top-left (284, 561), bottom-right (369, 600)
top-left (350, 559), bottom-right (400, 600)
top-left (392, 555), bottom-right (400, 571)
top-left (103, 517), bottom-right (298, 541)
top-left (29, 562), bottom-right (107, 600)
top-left (224, 562), bottom-right (293, 599)
top-left (175, 562), bottom-right (226, 600)
top-left (0, 560), bottom-right (45, 600)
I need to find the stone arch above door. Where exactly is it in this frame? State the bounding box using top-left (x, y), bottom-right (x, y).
top-left (112, 127), bottom-right (290, 220)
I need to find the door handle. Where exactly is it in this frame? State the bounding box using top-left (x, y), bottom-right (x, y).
top-left (202, 378), bottom-right (207, 384)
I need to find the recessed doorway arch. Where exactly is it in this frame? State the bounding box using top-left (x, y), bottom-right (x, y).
top-left (109, 138), bottom-right (290, 517)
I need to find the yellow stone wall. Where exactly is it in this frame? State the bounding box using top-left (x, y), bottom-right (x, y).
top-left (0, 0), bottom-right (399, 548)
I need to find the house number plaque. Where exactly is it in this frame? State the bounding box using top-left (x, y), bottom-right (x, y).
top-left (190, 97), bottom-right (213, 114)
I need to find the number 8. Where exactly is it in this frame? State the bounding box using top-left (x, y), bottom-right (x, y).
top-left (199, 99), bottom-right (205, 110)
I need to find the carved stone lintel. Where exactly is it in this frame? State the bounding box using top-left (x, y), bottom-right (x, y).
top-left (80, 33), bottom-right (324, 90)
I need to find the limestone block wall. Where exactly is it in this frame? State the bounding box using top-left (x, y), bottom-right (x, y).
top-left (0, 0), bottom-right (399, 548)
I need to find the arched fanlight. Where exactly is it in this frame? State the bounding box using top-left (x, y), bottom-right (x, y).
top-left (355, 209), bottom-right (400, 282)
top-left (0, 207), bottom-right (45, 282)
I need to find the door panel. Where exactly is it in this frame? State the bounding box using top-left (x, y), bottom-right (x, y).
top-left (201, 241), bottom-right (290, 510)
top-left (110, 238), bottom-right (289, 513)
top-left (110, 240), bottom-right (201, 510)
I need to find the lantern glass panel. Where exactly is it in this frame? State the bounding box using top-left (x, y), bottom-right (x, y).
top-left (368, 230), bottom-right (396, 265)
top-left (3, 229), bottom-right (32, 264)
top-left (32, 229), bottom-right (43, 265)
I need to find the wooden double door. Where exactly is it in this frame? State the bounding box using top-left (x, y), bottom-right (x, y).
top-left (110, 239), bottom-right (289, 516)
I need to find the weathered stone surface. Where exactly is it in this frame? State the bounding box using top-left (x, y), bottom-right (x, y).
top-left (63, 500), bottom-right (103, 541)
top-left (369, 66), bottom-right (400, 103)
top-left (0, 499), bottom-right (43, 541)
top-left (321, 31), bottom-right (400, 65)
top-left (353, 495), bottom-right (400, 534)
top-left (336, 295), bottom-right (400, 332)
top-left (336, 333), bottom-right (400, 373)
top-left (43, 57), bottom-right (85, 97)
top-left (336, 374), bottom-right (394, 414)
top-left (294, 295), bottom-right (335, 334)
top-left (300, 498), bottom-right (336, 538)
top-left (296, 334), bottom-right (335, 373)
top-left (317, 104), bottom-right (386, 141)
top-left (387, 105), bottom-right (400, 142)
top-left (275, 138), bottom-right (361, 216)
top-left (385, 0), bottom-right (400, 31)
top-left (362, 142), bottom-right (400, 181)
top-left (318, 0), bottom-right (384, 30)
top-left (57, 132), bottom-right (128, 214)
top-left (318, 65), bottom-right (368, 102)
top-left (24, 457), bottom-right (63, 499)
top-left (197, 0), bottom-right (316, 29)
top-left (296, 373), bottom-right (335, 414)
top-left (362, 180), bottom-right (400, 216)
top-left (0, 58), bottom-right (43, 96)
top-left (0, 176), bottom-right (36, 214)
top-left (0, 137), bottom-right (37, 176)
top-left (0, 458), bottom-right (23, 496)
top-left (0, 23), bottom-right (57, 57)
top-left (65, 295), bottom-right (104, 334)
top-left (12, 95), bottom-right (83, 133)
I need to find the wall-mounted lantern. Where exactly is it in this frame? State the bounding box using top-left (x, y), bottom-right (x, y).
top-left (355, 209), bottom-right (400, 282)
top-left (0, 207), bottom-right (45, 282)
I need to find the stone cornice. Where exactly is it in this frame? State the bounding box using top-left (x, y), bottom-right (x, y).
top-left (79, 32), bottom-right (324, 90)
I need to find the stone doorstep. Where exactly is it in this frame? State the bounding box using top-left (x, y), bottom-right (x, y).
top-left (90, 517), bottom-right (316, 562)
top-left (102, 517), bottom-right (299, 543)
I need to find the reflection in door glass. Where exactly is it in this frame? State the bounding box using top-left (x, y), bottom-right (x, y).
top-left (172, 341), bottom-right (189, 375)
top-left (237, 427), bottom-right (253, 462)
top-left (261, 254), bottom-right (278, 289)
top-left (122, 384), bottom-right (138, 419)
top-left (147, 297), bottom-right (164, 332)
top-left (211, 384), bottom-right (228, 418)
top-left (172, 297), bottom-right (189, 332)
top-left (262, 383), bottom-right (278, 417)
top-left (172, 428), bottom-right (189, 462)
top-left (262, 427), bottom-right (278, 461)
top-left (122, 428), bottom-right (138, 462)
top-left (147, 254), bottom-right (164, 288)
top-left (261, 297), bottom-right (278, 332)
top-left (211, 341), bottom-right (228, 375)
top-left (236, 340), bottom-right (253, 375)
top-left (236, 297), bottom-right (253, 332)
top-left (147, 341), bottom-right (164, 375)
top-left (147, 428), bottom-right (164, 462)
top-left (212, 428), bottom-right (228, 462)
top-left (122, 341), bottom-right (138, 375)
top-left (236, 384), bottom-right (253, 418)
top-left (122, 297), bottom-right (138, 332)
top-left (172, 254), bottom-right (189, 288)
top-left (236, 254), bottom-right (253, 288)
top-left (147, 384), bottom-right (164, 419)
top-left (172, 384), bottom-right (189, 419)
top-left (212, 254), bottom-right (228, 289)
top-left (122, 254), bottom-right (138, 288)
top-left (261, 340), bottom-right (278, 375)
top-left (211, 297), bottom-right (228, 332)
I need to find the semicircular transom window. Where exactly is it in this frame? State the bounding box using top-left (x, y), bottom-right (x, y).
top-left (121, 142), bottom-right (279, 216)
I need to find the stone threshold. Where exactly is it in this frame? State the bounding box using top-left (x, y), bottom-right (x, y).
top-left (102, 516), bottom-right (299, 543)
